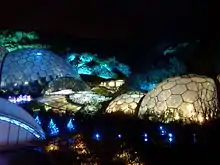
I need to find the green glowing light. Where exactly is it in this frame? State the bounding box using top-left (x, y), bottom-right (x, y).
top-left (0, 30), bottom-right (50, 52)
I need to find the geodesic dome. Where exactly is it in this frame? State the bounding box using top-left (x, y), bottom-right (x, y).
top-left (138, 74), bottom-right (219, 124)
top-left (45, 77), bottom-right (90, 94)
top-left (106, 91), bottom-right (144, 115)
top-left (0, 48), bottom-right (81, 92)
top-left (0, 98), bottom-right (45, 150)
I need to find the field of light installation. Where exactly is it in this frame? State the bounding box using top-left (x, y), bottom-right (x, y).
top-left (0, 31), bottom-right (219, 164)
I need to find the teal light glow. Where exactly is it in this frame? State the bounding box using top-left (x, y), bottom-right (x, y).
top-left (79, 53), bottom-right (95, 63)
top-left (130, 57), bottom-right (186, 91)
top-left (78, 66), bottom-right (93, 75)
top-left (67, 54), bottom-right (76, 62)
top-left (116, 63), bottom-right (131, 76)
top-left (67, 52), bottom-right (131, 79)
top-left (93, 65), bottom-right (117, 79)
top-left (163, 42), bottom-right (189, 55)
top-left (139, 82), bottom-right (156, 91)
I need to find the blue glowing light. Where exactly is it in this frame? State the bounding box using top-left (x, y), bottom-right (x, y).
top-left (168, 137), bottom-right (173, 143)
top-left (67, 54), bottom-right (76, 62)
top-left (159, 126), bottom-right (166, 135)
top-left (48, 119), bottom-right (59, 136)
top-left (8, 95), bottom-right (32, 104)
top-left (78, 67), bottom-right (93, 75)
top-left (93, 132), bottom-right (100, 141)
top-left (118, 134), bottom-right (122, 138)
top-left (0, 116), bottom-right (45, 139)
top-left (168, 133), bottom-right (174, 143)
top-left (168, 133), bottom-right (173, 138)
top-left (34, 116), bottom-right (41, 125)
top-left (147, 83), bottom-right (156, 91)
top-left (79, 53), bottom-right (94, 63)
top-left (143, 133), bottom-right (148, 142)
top-left (138, 82), bottom-right (157, 91)
top-left (96, 133), bottom-right (100, 138)
top-left (67, 119), bottom-right (75, 132)
top-left (116, 63), bottom-right (131, 77)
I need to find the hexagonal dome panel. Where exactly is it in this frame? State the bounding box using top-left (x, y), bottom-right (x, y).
top-left (138, 74), bottom-right (219, 124)
top-left (0, 98), bottom-right (45, 150)
top-left (0, 48), bottom-right (81, 92)
top-left (171, 84), bottom-right (187, 94)
top-left (106, 91), bottom-right (144, 115)
top-left (45, 77), bottom-right (90, 93)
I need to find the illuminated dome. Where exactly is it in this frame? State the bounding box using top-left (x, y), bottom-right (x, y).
top-left (0, 98), bottom-right (45, 150)
top-left (138, 74), bottom-right (218, 124)
top-left (106, 91), bottom-right (144, 115)
top-left (0, 48), bottom-right (80, 91)
top-left (45, 77), bottom-right (90, 94)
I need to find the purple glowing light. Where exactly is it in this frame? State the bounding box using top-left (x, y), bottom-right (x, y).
top-left (8, 95), bottom-right (32, 104)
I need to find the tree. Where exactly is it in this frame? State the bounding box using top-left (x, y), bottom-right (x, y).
top-left (67, 118), bottom-right (75, 132)
top-left (67, 52), bottom-right (131, 79)
top-left (48, 119), bottom-right (59, 136)
top-left (129, 57), bottom-right (186, 91)
top-left (0, 30), bottom-right (49, 51)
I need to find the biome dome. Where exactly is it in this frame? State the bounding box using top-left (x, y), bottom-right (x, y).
top-left (0, 98), bottom-right (45, 150)
top-left (45, 77), bottom-right (90, 94)
top-left (106, 91), bottom-right (145, 115)
top-left (138, 74), bottom-right (219, 124)
top-left (0, 48), bottom-right (81, 92)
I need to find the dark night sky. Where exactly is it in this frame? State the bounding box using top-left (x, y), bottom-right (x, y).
top-left (1, 0), bottom-right (215, 40)
top-left (0, 0), bottom-right (219, 71)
